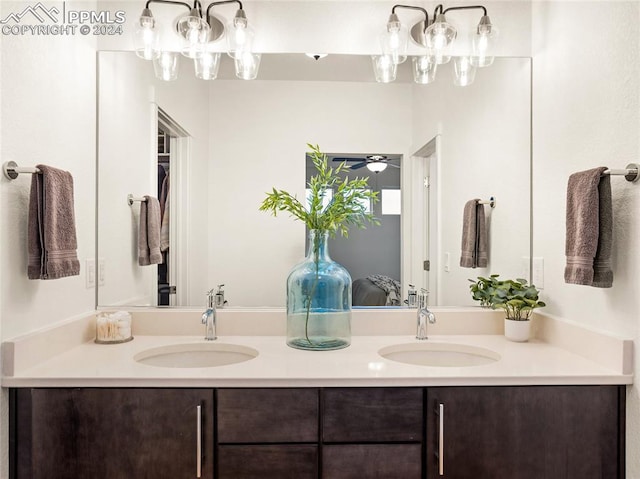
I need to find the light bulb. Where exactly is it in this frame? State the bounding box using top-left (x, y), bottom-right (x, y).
top-left (177, 9), bottom-right (210, 59)
top-left (228, 9), bottom-right (254, 59)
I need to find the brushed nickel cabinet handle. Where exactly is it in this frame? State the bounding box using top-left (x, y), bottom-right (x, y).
top-left (438, 403), bottom-right (444, 476)
top-left (196, 404), bottom-right (202, 478)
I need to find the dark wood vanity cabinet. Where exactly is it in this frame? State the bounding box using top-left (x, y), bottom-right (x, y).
top-left (10, 388), bottom-right (214, 479)
top-left (10, 385), bottom-right (625, 479)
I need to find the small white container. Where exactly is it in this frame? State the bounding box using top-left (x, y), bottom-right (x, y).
top-left (96, 311), bottom-right (133, 344)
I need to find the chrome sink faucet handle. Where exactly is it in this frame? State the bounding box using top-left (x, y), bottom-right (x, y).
top-left (416, 289), bottom-right (436, 340)
top-left (201, 289), bottom-right (217, 341)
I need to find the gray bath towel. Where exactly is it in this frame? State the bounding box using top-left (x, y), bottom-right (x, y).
top-left (564, 166), bottom-right (613, 287)
top-left (460, 199), bottom-right (488, 268)
top-left (138, 196), bottom-right (163, 266)
top-left (27, 165), bottom-right (80, 280)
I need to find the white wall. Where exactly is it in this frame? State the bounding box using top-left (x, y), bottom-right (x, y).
top-left (208, 80), bottom-right (412, 306)
top-left (531, 2), bottom-right (640, 476)
top-left (411, 57), bottom-right (532, 306)
top-left (0, 2), bottom-right (98, 476)
top-left (97, 52), bottom-right (210, 307)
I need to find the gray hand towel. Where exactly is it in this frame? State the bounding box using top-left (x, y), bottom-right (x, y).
top-left (138, 196), bottom-right (163, 266)
top-left (27, 165), bottom-right (80, 280)
top-left (564, 166), bottom-right (612, 286)
top-left (592, 174), bottom-right (613, 287)
top-left (460, 199), bottom-right (488, 268)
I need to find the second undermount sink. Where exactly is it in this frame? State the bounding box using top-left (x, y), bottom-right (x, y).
top-left (134, 343), bottom-right (259, 368)
top-left (379, 342), bottom-right (501, 367)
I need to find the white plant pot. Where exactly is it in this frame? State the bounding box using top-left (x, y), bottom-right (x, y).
top-left (504, 318), bottom-right (531, 342)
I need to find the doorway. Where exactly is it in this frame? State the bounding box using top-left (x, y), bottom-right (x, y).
top-left (155, 108), bottom-right (190, 306)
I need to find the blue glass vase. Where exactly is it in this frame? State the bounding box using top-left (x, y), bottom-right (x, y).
top-left (286, 230), bottom-right (352, 350)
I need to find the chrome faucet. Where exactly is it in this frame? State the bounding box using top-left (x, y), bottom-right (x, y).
top-left (201, 289), bottom-right (217, 341)
top-left (416, 289), bottom-right (436, 340)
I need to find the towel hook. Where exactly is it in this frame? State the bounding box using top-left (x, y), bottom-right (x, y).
top-left (3, 161), bottom-right (41, 180)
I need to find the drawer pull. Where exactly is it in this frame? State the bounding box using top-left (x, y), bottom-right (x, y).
top-left (438, 403), bottom-right (444, 476)
top-left (196, 404), bottom-right (202, 478)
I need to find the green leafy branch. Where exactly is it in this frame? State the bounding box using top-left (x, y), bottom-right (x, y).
top-left (259, 143), bottom-right (380, 236)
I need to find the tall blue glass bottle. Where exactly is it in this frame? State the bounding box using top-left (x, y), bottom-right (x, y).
top-left (286, 230), bottom-right (351, 350)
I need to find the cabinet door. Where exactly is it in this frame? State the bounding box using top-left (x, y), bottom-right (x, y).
top-left (12, 388), bottom-right (214, 479)
top-left (73, 388), bottom-right (214, 479)
top-left (11, 389), bottom-right (77, 479)
top-left (426, 386), bottom-right (623, 479)
top-left (323, 388), bottom-right (423, 443)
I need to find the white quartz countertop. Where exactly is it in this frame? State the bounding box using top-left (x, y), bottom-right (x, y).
top-left (2, 333), bottom-right (632, 388)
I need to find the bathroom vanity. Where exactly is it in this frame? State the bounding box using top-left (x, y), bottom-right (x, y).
top-left (3, 309), bottom-right (632, 479)
top-left (10, 385), bottom-right (624, 479)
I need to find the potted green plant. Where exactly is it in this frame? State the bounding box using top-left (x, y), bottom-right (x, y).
top-left (469, 275), bottom-right (545, 342)
top-left (259, 144), bottom-right (379, 350)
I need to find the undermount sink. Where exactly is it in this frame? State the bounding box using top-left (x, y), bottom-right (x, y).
top-left (379, 342), bottom-right (501, 367)
top-left (134, 343), bottom-right (259, 368)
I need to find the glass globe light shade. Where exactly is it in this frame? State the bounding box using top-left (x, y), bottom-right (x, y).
top-left (426, 13), bottom-right (456, 65)
top-left (371, 55), bottom-right (397, 83)
top-left (412, 55), bottom-right (437, 84)
top-left (235, 52), bottom-right (261, 80)
top-left (134, 8), bottom-right (159, 60)
top-left (379, 13), bottom-right (408, 65)
top-left (453, 56), bottom-right (477, 87)
top-left (471, 16), bottom-right (498, 67)
top-left (367, 162), bottom-right (388, 173)
top-left (153, 51), bottom-right (180, 82)
top-left (194, 51), bottom-right (221, 80)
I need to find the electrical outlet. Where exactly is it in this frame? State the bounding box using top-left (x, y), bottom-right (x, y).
top-left (444, 252), bottom-right (450, 272)
top-left (521, 257), bottom-right (531, 280)
top-left (85, 259), bottom-right (95, 289)
top-left (98, 258), bottom-right (105, 286)
top-left (533, 257), bottom-right (544, 289)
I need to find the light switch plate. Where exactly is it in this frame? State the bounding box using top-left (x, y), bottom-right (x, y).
top-left (533, 257), bottom-right (544, 289)
top-left (85, 259), bottom-right (95, 289)
top-left (98, 258), bottom-right (105, 286)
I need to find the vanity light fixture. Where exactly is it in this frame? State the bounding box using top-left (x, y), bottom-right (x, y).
top-left (375, 4), bottom-right (497, 86)
top-left (134, 0), bottom-right (260, 81)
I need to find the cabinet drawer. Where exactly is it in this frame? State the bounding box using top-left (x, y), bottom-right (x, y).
top-left (323, 444), bottom-right (422, 479)
top-left (218, 445), bottom-right (318, 479)
top-left (217, 388), bottom-right (319, 443)
top-left (322, 388), bottom-right (423, 442)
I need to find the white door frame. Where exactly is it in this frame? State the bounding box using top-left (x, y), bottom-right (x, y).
top-left (156, 107), bottom-right (191, 306)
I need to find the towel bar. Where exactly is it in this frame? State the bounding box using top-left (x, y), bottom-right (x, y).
top-left (127, 194), bottom-right (148, 206)
top-left (603, 163), bottom-right (639, 183)
top-left (2, 161), bottom-right (41, 180)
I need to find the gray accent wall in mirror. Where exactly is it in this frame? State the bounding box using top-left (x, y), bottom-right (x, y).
top-left (97, 52), bottom-right (531, 309)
